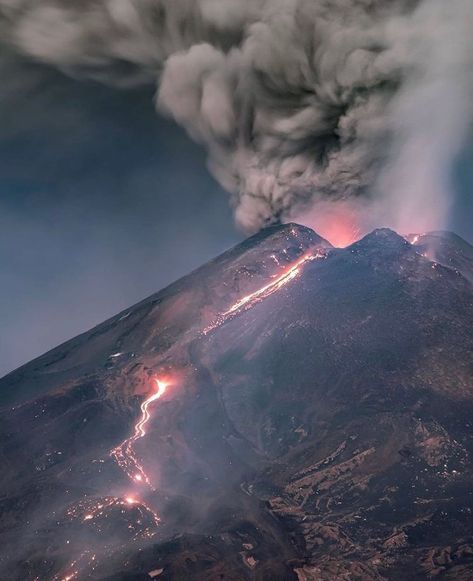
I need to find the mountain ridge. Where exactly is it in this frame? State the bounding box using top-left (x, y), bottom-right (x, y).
top-left (4, 224), bottom-right (471, 392)
top-left (0, 223), bottom-right (328, 405)
top-left (1, 223), bottom-right (473, 580)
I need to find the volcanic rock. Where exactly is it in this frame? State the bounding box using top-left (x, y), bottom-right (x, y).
top-left (1, 223), bottom-right (473, 580)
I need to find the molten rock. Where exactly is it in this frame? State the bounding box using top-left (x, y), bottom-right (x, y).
top-left (1, 224), bottom-right (473, 579)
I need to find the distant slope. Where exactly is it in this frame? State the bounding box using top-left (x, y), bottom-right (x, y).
top-left (0, 224), bottom-right (329, 407)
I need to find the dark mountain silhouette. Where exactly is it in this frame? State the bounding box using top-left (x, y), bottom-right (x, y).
top-left (1, 224), bottom-right (473, 580)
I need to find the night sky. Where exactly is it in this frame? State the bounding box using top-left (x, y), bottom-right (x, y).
top-left (0, 61), bottom-right (472, 377)
top-left (0, 62), bottom-right (240, 377)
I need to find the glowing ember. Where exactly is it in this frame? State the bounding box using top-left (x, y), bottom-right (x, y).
top-left (111, 378), bottom-right (168, 488)
top-left (66, 496), bottom-right (160, 536)
top-left (203, 249), bottom-right (327, 334)
top-left (53, 551), bottom-right (97, 581)
top-left (56, 492), bottom-right (161, 578)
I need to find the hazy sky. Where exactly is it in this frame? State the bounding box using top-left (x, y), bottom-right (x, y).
top-left (0, 61), bottom-right (472, 377)
top-left (0, 63), bottom-right (240, 377)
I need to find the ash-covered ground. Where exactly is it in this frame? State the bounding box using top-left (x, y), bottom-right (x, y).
top-left (1, 224), bottom-right (473, 580)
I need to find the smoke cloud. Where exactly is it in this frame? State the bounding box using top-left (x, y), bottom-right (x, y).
top-left (1, 0), bottom-right (472, 237)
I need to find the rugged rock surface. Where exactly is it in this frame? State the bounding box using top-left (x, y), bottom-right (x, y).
top-left (1, 223), bottom-right (472, 580)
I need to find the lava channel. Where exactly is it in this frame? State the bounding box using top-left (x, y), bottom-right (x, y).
top-left (111, 378), bottom-right (168, 488)
top-left (203, 249), bottom-right (327, 334)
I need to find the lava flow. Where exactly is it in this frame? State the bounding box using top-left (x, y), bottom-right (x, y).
top-left (203, 249), bottom-right (327, 334)
top-left (111, 378), bottom-right (168, 488)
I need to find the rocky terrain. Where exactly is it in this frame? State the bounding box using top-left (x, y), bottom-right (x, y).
top-left (1, 223), bottom-right (472, 580)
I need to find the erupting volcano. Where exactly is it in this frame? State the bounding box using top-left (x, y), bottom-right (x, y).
top-left (1, 223), bottom-right (473, 580)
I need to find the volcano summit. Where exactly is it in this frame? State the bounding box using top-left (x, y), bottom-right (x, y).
top-left (1, 224), bottom-right (473, 580)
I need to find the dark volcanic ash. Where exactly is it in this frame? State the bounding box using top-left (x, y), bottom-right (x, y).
top-left (1, 0), bottom-right (472, 237)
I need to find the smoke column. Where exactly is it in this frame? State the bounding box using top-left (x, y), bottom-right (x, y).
top-left (1, 0), bottom-right (472, 238)
top-left (376, 0), bottom-right (473, 235)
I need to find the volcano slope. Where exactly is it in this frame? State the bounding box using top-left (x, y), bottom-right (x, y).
top-left (1, 224), bottom-right (473, 580)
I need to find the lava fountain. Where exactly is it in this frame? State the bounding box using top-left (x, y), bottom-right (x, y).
top-left (111, 378), bottom-right (169, 488)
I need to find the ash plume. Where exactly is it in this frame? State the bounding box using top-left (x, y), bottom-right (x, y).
top-left (1, 0), bottom-right (472, 236)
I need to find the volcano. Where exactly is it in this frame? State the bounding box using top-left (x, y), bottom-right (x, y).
top-left (1, 224), bottom-right (473, 580)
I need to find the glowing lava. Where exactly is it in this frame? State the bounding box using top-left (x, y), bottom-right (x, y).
top-left (406, 233), bottom-right (425, 245)
top-left (54, 246), bottom-right (332, 581)
top-left (66, 496), bottom-right (160, 536)
top-left (111, 378), bottom-right (168, 488)
top-left (53, 551), bottom-right (97, 581)
top-left (203, 249), bottom-right (327, 334)
top-left (57, 494), bottom-right (160, 579)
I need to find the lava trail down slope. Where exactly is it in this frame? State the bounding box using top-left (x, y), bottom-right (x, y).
top-left (1, 224), bottom-right (473, 580)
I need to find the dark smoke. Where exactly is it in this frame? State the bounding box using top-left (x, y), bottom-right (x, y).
top-left (1, 0), bottom-right (472, 234)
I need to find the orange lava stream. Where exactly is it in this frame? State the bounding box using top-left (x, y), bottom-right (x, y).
top-left (203, 249), bottom-right (326, 334)
top-left (55, 248), bottom-right (330, 580)
top-left (60, 378), bottom-right (168, 579)
top-left (110, 378), bottom-right (168, 488)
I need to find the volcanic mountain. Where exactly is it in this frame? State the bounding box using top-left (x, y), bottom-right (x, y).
top-left (1, 224), bottom-right (473, 580)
